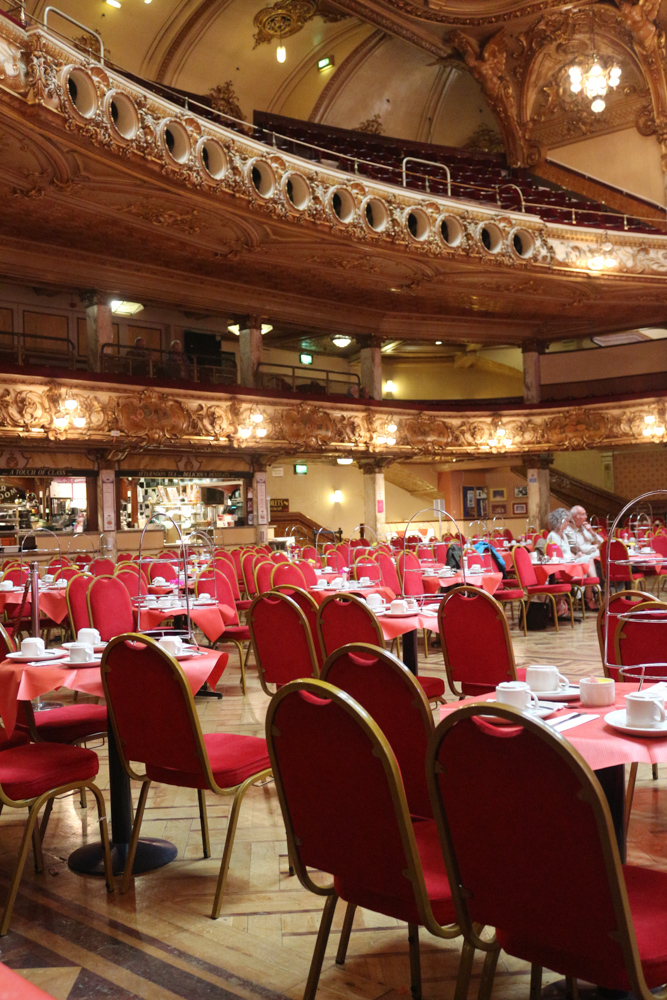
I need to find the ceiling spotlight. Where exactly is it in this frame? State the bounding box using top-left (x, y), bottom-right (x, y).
top-left (332, 335), bottom-right (352, 348)
top-left (337, 458), bottom-right (353, 465)
top-left (276, 43), bottom-right (286, 63)
top-left (111, 300), bottom-right (143, 316)
top-left (435, 341), bottom-right (442, 345)
top-left (228, 322), bottom-right (273, 335)
top-left (106, 0), bottom-right (121, 7)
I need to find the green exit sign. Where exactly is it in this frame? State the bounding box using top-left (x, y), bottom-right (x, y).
top-left (300, 353), bottom-right (313, 365)
top-left (294, 464), bottom-right (308, 475)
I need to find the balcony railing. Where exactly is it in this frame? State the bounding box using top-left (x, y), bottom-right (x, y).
top-left (99, 343), bottom-right (238, 384)
top-left (0, 331), bottom-right (77, 368)
top-left (256, 363), bottom-right (361, 396)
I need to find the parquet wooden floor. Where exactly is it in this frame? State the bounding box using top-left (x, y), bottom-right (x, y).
top-left (0, 615), bottom-right (663, 999)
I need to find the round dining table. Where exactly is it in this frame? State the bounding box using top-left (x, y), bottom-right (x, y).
top-left (0, 647), bottom-right (228, 876)
top-left (0, 586), bottom-right (69, 625)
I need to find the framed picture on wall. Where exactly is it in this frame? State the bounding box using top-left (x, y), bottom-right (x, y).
top-left (491, 503), bottom-right (507, 515)
top-left (462, 486), bottom-right (476, 519)
top-left (514, 485), bottom-right (528, 498)
top-left (513, 502), bottom-right (527, 515)
top-left (491, 488), bottom-right (506, 501)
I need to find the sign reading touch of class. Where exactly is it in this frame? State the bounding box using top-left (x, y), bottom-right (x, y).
top-left (270, 498), bottom-right (289, 514)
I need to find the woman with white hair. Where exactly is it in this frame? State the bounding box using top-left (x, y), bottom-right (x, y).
top-left (546, 506), bottom-right (597, 610)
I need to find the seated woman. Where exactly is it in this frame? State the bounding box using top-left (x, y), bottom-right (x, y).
top-left (546, 507), bottom-right (597, 610)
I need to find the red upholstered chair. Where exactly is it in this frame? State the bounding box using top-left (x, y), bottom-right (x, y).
top-left (326, 550), bottom-right (346, 572)
top-left (316, 593), bottom-right (445, 705)
top-left (196, 569), bottom-right (251, 693)
top-left (650, 534), bottom-right (667, 594)
top-left (89, 558), bottom-right (115, 577)
top-left (148, 560), bottom-right (179, 583)
top-left (301, 545), bottom-right (319, 564)
top-left (254, 560), bottom-right (275, 594)
top-left (427, 701), bottom-right (667, 1000)
top-left (0, 738), bottom-right (112, 935)
top-left (53, 565), bottom-right (79, 582)
top-left (269, 551), bottom-right (290, 564)
top-left (296, 560), bottom-right (318, 587)
top-left (271, 563), bottom-right (307, 589)
top-left (351, 560), bottom-right (381, 584)
top-left (601, 539), bottom-right (645, 589)
top-left (612, 602), bottom-right (667, 678)
top-left (65, 573), bottom-right (94, 636)
top-left (417, 544), bottom-right (433, 560)
top-left (45, 557), bottom-right (70, 574)
top-left (248, 592), bottom-right (319, 695)
top-left (512, 545), bottom-right (574, 631)
top-left (265, 679), bottom-right (475, 1000)
top-left (241, 552), bottom-right (261, 598)
top-left (115, 567), bottom-right (148, 597)
top-left (438, 586), bottom-right (525, 697)
top-left (433, 542), bottom-right (449, 563)
top-left (101, 634), bottom-right (271, 916)
top-left (596, 591), bottom-right (659, 680)
top-left (116, 552), bottom-right (134, 563)
top-left (1, 567), bottom-right (28, 585)
top-left (396, 551), bottom-right (427, 597)
top-left (214, 558), bottom-right (251, 612)
top-left (377, 552), bottom-right (401, 598)
top-left (230, 548), bottom-right (245, 589)
top-left (272, 584), bottom-right (325, 666)
top-left (87, 576), bottom-right (134, 641)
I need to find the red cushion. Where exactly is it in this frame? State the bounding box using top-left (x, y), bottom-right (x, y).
top-left (220, 625), bottom-right (251, 641)
top-left (582, 576), bottom-right (600, 585)
top-left (495, 589), bottom-right (525, 600)
top-left (146, 733), bottom-right (270, 789)
top-left (497, 864), bottom-right (667, 990)
top-left (0, 743), bottom-right (100, 801)
top-left (335, 818), bottom-right (456, 927)
top-left (17, 705), bottom-right (107, 745)
top-left (526, 584), bottom-right (572, 594)
top-left (236, 600), bottom-right (252, 611)
top-left (418, 676), bottom-right (445, 699)
top-left (0, 729), bottom-right (29, 751)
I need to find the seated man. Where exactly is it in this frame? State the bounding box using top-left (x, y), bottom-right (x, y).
top-left (565, 505), bottom-right (603, 563)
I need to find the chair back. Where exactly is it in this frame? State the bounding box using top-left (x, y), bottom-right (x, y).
top-left (248, 592), bottom-right (318, 693)
top-left (1, 567), bottom-right (28, 585)
top-left (596, 590), bottom-right (660, 678)
top-left (321, 643), bottom-right (433, 818)
top-left (66, 573), bottom-right (93, 634)
top-left (102, 635), bottom-right (213, 784)
top-left (433, 542), bottom-right (449, 563)
top-left (46, 557), bottom-right (69, 572)
top-left (546, 542), bottom-right (563, 559)
top-left (116, 552), bottom-right (134, 563)
top-left (613, 602), bottom-right (667, 679)
top-left (115, 568), bottom-right (148, 597)
top-left (417, 544), bottom-right (433, 560)
top-left (230, 548), bottom-right (244, 585)
top-left (89, 558), bottom-right (115, 577)
top-left (270, 551), bottom-right (289, 564)
top-left (53, 566), bottom-right (79, 582)
top-left (301, 546), bottom-right (319, 564)
top-left (295, 561), bottom-right (318, 586)
top-left (396, 551), bottom-right (425, 596)
top-left (601, 539), bottom-right (635, 583)
top-left (149, 561), bottom-right (179, 583)
top-left (196, 569), bottom-right (239, 623)
top-left (0, 622), bottom-right (16, 658)
top-left (511, 545), bottom-right (538, 588)
top-left (255, 560), bottom-right (275, 594)
top-left (241, 552), bottom-right (260, 597)
top-left (317, 593), bottom-right (383, 659)
top-left (427, 704), bottom-right (642, 993)
top-left (651, 535), bottom-right (667, 558)
top-left (271, 563), bottom-right (307, 589)
top-left (272, 585), bottom-right (324, 666)
top-left (326, 550), bottom-right (346, 572)
top-left (377, 552), bottom-right (401, 596)
top-left (87, 576), bottom-right (134, 641)
top-left (352, 560), bottom-right (382, 584)
top-left (438, 586), bottom-right (517, 696)
top-left (266, 679), bottom-right (435, 924)
top-left (214, 558), bottom-right (241, 600)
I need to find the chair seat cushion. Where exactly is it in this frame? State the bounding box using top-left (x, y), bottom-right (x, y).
top-left (147, 733), bottom-right (270, 789)
top-left (220, 625), bottom-right (251, 642)
top-left (460, 668), bottom-right (526, 697)
top-left (16, 704), bottom-right (107, 745)
top-left (0, 728), bottom-right (30, 750)
top-left (418, 676), bottom-right (445, 700)
top-left (0, 742), bottom-right (99, 801)
top-left (496, 864), bottom-right (667, 990)
top-left (526, 584), bottom-right (571, 595)
top-left (495, 589), bottom-right (525, 600)
top-left (335, 818), bottom-right (456, 927)
top-left (236, 600), bottom-right (253, 611)
top-left (581, 576), bottom-right (600, 586)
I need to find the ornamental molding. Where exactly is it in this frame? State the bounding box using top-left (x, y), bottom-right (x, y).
top-left (0, 374), bottom-right (664, 462)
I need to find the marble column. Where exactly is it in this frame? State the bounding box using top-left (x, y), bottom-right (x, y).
top-left (359, 336), bottom-right (382, 399)
top-left (360, 461), bottom-right (386, 539)
top-left (85, 294), bottom-right (114, 373)
top-left (522, 340), bottom-right (542, 404)
top-left (252, 464), bottom-right (268, 544)
top-left (238, 317), bottom-right (264, 388)
top-left (526, 455), bottom-right (552, 530)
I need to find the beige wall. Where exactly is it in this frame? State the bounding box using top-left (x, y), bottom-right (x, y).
top-left (381, 359), bottom-right (523, 400)
top-left (550, 129), bottom-right (665, 207)
top-left (542, 340), bottom-right (667, 385)
top-left (552, 451), bottom-right (608, 491)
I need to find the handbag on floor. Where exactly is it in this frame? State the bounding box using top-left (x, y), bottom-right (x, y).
top-left (526, 600), bottom-right (550, 631)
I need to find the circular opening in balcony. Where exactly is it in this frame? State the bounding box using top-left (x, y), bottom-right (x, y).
top-left (405, 207), bottom-right (430, 242)
top-left (249, 159), bottom-right (276, 198)
top-left (162, 120), bottom-right (191, 164)
top-left (329, 186), bottom-right (355, 225)
top-left (107, 91), bottom-right (138, 139)
top-left (64, 67), bottom-right (97, 119)
top-left (478, 222), bottom-right (503, 254)
top-left (362, 197), bottom-right (388, 233)
top-left (510, 227), bottom-right (535, 260)
top-left (198, 138), bottom-right (227, 180)
top-left (438, 214), bottom-right (463, 249)
top-left (283, 171), bottom-right (310, 211)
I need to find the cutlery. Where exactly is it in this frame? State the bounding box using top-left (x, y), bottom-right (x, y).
top-left (547, 712), bottom-right (585, 729)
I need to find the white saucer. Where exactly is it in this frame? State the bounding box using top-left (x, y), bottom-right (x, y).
top-left (530, 686), bottom-right (579, 701)
top-left (7, 649), bottom-right (68, 662)
top-left (377, 610), bottom-right (420, 618)
top-left (62, 642), bottom-right (107, 653)
top-left (60, 656), bottom-right (102, 668)
top-left (482, 700), bottom-right (556, 721)
top-left (604, 709), bottom-right (667, 738)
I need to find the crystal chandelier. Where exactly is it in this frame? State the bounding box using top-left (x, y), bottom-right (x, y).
top-left (568, 57), bottom-right (621, 114)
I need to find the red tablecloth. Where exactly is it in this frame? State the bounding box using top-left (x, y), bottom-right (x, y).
top-left (422, 571), bottom-right (503, 595)
top-left (533, 561), bottom-right (588, 585)
top-left (0, 649), bottom-right (228, 738)
top-left (440, 682), bottom-right (667, 772)
top-left (133, 602), bottom-right (236, 642)
top-left (308, 585), bottom-right (393, 606)
top-left (376, 609), bottom-right (440, 641)
top-left (0, 588), bottom-right (69, 624)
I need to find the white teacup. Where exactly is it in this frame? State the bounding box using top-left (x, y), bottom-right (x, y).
top-left (390, 599), bottom-right (408, 614)
top-left (359, 576), bottom-right (371, 587)
top-left (153, 576), bottom-right (166, 586)
top-left (159, 636), bottom-right (183, 656)
top-left (0, 581), bottom-right (13, 591)
top-left (406, 598), bottom-right (418, 611)
top-left (43, 574), bottom-right (54, 584)
top-left (626, 692), bottom-right (666, 728)
top-left (526, 665), bottom-right (570, 693)
top-left (78, 627), bottom-right (101, 646)
top-left (316, 579), bottom-right (328, 589)
top-left (495, 681), bottom-right (539, 711)
top-left (69, 642), bottom-right (94, 663)
top-left (158, 596), bottom-right (172, 607)
top-left (366, 593), bottom-right (384, 609)
top-left (21, 637), bottom-right (45, 657)
top-left (144, 595), bottom-right (158, 606)
top-left (579, 677), bottom-right (615, 707)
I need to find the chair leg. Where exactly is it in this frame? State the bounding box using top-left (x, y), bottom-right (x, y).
top-left (303, 892), bottom-right (338, 1000)
top-left (211, 772), bottom-right (268, 919)
top-left (79, 785), bottom-right (87, 810)
top-left (565, 976), bottom-right (579, 999)
top-left (31, 820), bottom-right (44, 874)
top-left (121, 780), bottom-right (151, 894)
top-left (198, 788), bottom-right (210, 858)
top-left (521, 599), bottom-right (527, 636)
top-left (476, 944), bottom-right (501, 1000)
top-left (548, 595), bottom-right (559, 632)
top-left (626, 762), bottom-right (638, 837)
top-left (39, 797), bottom-right (54, 843)
top-left (422, 629), bottom-right (429, 659)
top-left (529, 964), bottom-right (542, 1000)
top-left (88, 782), bottom-right (114, 895)
top-left (408, 923), bottom-right (421, 1000)
top-left (453, 937), bottom-right (476, 1000)
top-left (335, 901), bottom-right (356, 965)
top-left (567, 593), bottom-right (575, 628)
top-left (0, 798), bottom-right (44, 936)
top-left (653, 763), bottom-right (659, 780)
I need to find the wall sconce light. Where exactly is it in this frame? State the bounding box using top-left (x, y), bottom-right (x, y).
top-left (384, 380), bottom-right (396, 396)
top-left (331, 490), bottom-right (343, 503)
top-left (337, 458), bottom-right (353, 465)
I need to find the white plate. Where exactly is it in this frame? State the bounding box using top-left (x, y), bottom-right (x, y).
top-left (376, 610), bottom-right (420, 618)
top-left (6, 649), bottom-right (68, 662)
top-left (529, 686), bottom-right (580, 701)
top-left (604, 709), bottom-right (667, 738)
top-left (62, 642), bottom-right (107, 653)
top-left (59, 657), bottom-right (102, 668)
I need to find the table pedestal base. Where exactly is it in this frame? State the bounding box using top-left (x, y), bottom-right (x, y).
top-left (68, 838), bottom-right (178, 877)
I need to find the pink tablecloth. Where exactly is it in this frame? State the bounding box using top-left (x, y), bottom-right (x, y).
top-left (533, 561), bottom-right (588, 585)
top-left (0, 589), bottom-right (69, 624)
top-left (308, 585), bottom-right (392, 606)
top-left (440, 682), bottom-right (667, 772)
top-left (377, 609), bottom-right (440, 641)
top-left (133, 602), bottom-right (236, 642)
top-left (422, 571), bottom-right (503, 595)
top-left (0, 649), bottom-right (228, 737)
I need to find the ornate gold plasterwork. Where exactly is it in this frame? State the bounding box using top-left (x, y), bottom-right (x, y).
top-left (0, 375), bottom-right (664, 463)
top-left (356, 113), bottom-right (384, 134)
top-left (253, 0), bottom-right (318, 47)
top-left (464, 124), bottom-right (505, 153)
top-left (208, 81), bottom-right (245, 123)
